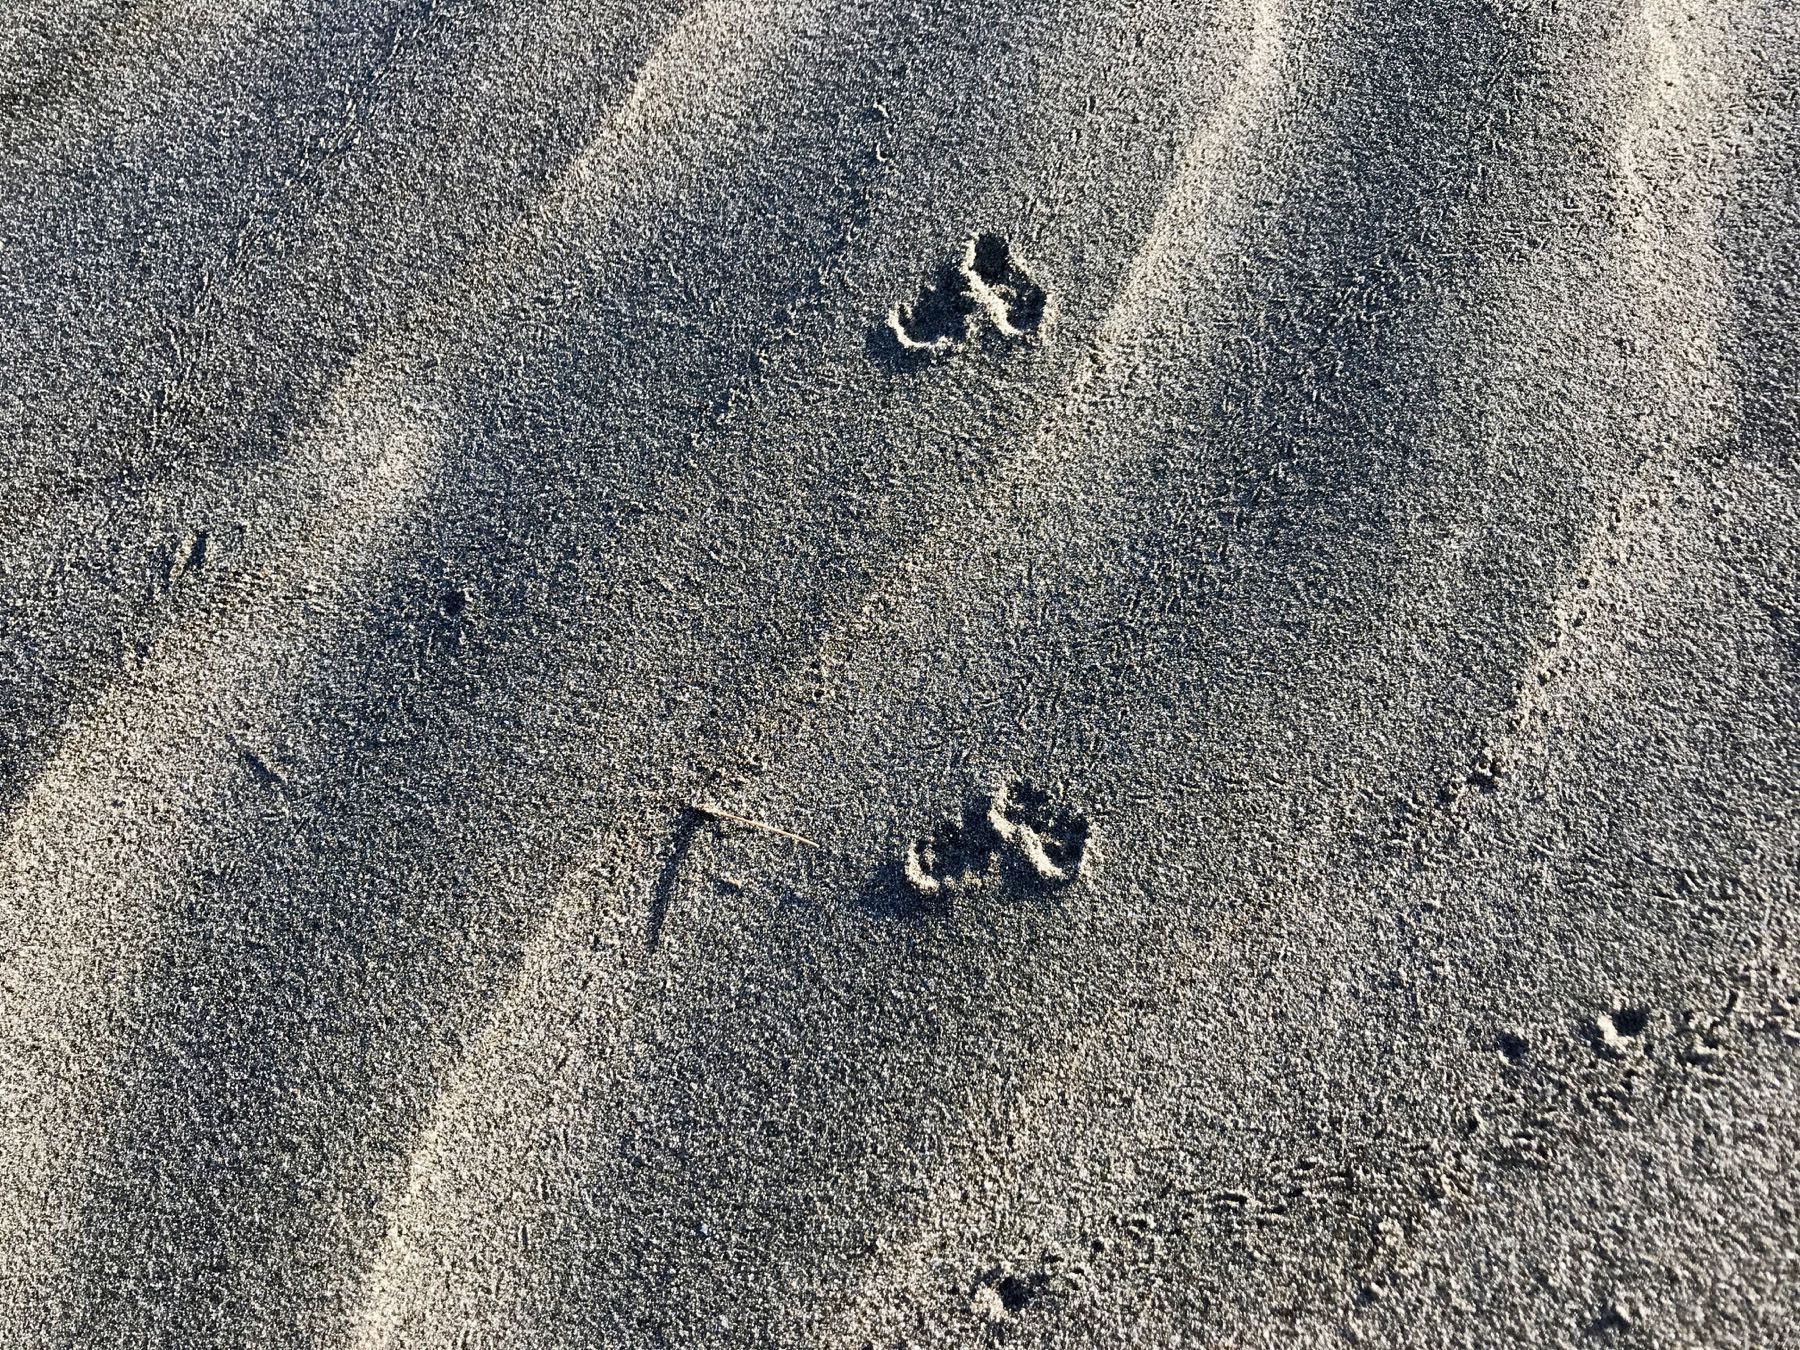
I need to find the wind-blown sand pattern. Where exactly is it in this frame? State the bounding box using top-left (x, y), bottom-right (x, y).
top-left (2, 1), bottom-right (1798, 1346)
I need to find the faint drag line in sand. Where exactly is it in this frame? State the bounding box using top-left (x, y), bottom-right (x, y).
top-left (1296, 9), bottom-right (1760, 1331)
top-left (0, 1), bottom-right (811, 1337)
top-left (1414, 0), bottom-right (1745, 853)
top-left (335, 5), bottom-right (842, 1343)
top-left (0, 0), bottom-right (279, 142)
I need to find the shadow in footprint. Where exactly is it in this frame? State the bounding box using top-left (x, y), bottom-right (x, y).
top-left (868, 232), bottom-right (1051, 370)
top-left (856, 855), bottom-right (938, 923)
top-left (963, 232), bottom-right (1049, 340)
top-left (903, 804), bottom-right (1001, 907)
top-left (874, 260), bottom-right (978, 366)
top-left (987, 779), bottom-right (1090, 886)
top-left (877, 779), bottom-right (1093, 921)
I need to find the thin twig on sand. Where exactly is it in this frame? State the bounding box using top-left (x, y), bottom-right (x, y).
top-left (688, 801), bottom-right (819, 849)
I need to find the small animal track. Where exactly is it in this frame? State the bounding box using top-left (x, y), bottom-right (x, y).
top-left (987, 779), bottom-right (1090, 886)
top-left (903, 779), bottom-right (1092, 903)
top-left (903, 814), bottom-right (998, 900)
top-left (880, 232), bottom-right (1050, 363)
top-left (1070, 960), bottom-right (1800, 1340)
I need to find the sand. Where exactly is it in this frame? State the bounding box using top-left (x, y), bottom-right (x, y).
top-left (1, 0), bottom-right (1797, 1345)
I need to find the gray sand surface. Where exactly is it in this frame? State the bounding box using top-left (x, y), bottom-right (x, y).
top-left (2, 1), bottom-right (1799, 1345)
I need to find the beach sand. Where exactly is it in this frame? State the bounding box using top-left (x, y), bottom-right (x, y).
top-left (1, 1), bottom-right (1798, 1345)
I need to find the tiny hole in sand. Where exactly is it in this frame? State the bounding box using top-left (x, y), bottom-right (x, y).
top-left (1609, 1007), bottom-right (1649, 1038)
top-left (997, 1272), bottom-right (1042, 1313)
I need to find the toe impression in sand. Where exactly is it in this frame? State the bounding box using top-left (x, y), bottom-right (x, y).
top-left (881, 232), bottom-right (1051, 362)
top-left (903, 777), bottom-right (1092, 904)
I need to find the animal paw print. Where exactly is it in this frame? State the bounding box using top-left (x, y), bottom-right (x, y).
top-left (903, 814), bottom-right (998, 900)
top-left (881, 233), bottom-right (1050, 362)
top-left (987, 779), bottom-right (1091, 886)
top-left (903, 779), bottom-right (1092, 902)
